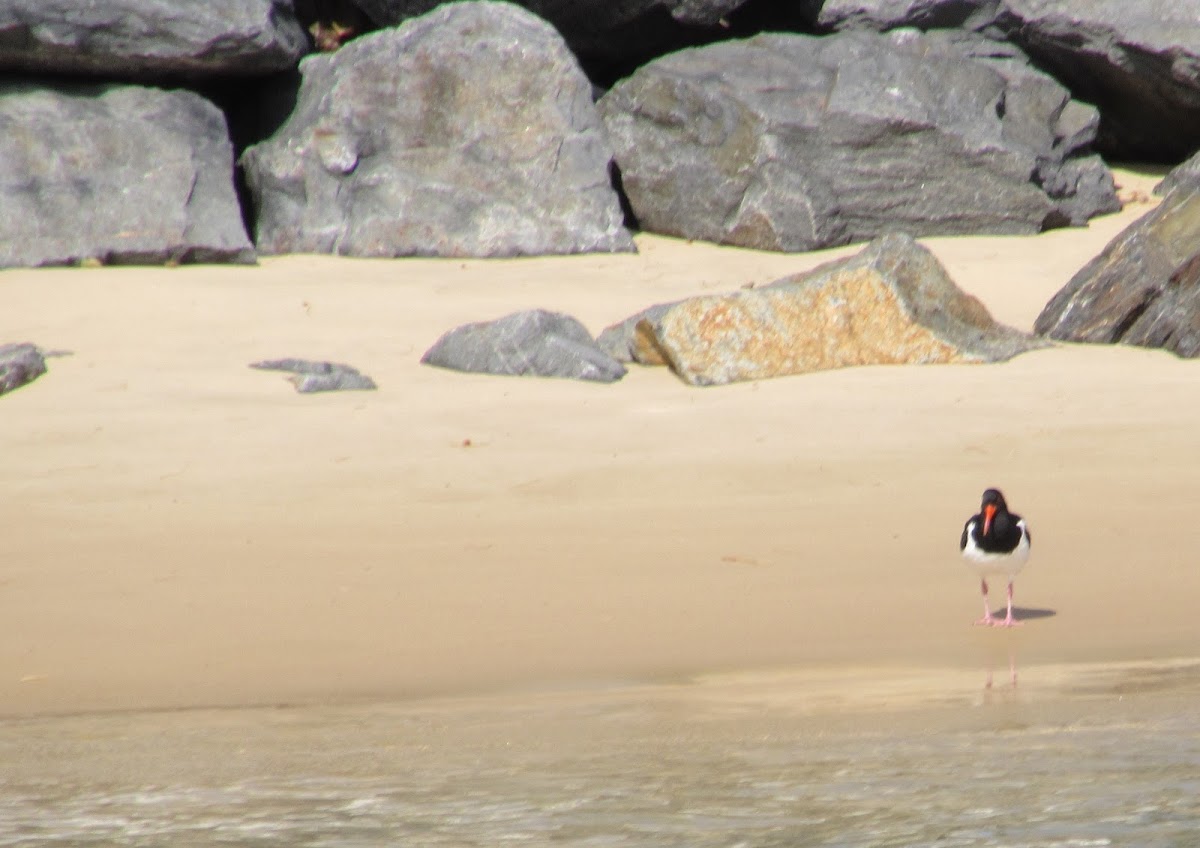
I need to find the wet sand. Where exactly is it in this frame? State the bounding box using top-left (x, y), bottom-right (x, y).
top-left (2, 165), bottom-right (1198, 719)
top-left (3, 657), bottom-right (1199, 846)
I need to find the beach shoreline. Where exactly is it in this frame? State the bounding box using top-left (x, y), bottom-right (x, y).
top-left (3, 165), bottom-right (1197, 720)
top-left (3, 653), bottom-right (1199, 796)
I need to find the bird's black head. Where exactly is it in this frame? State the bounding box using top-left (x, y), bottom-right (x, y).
top-left (980, 488), bottom-right (1009, 535)
top-left (980, 488), bottom-right (1007, 509)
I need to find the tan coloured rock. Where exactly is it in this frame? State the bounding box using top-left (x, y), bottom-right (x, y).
top-left (635, 233), bottom-right (1043, 386)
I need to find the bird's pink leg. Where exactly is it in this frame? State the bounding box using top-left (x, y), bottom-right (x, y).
top-left (974, 579), bottom-right (996, 626)
top-left (995, 581), bottom-right (1023, 628)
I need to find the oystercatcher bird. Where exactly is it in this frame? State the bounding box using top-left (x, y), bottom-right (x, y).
top-left (960, 488), bottom-right (1031, 627)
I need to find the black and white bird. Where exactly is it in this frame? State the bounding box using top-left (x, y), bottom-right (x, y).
top-left (960, 488), bottom-right (1031, 627)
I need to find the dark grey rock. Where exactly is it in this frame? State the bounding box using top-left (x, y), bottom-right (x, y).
top-left (250, 358), bottom-right (377, 392)
top-left (0, 343), bottom-right (47, 396)
top-left (0, 0), bottom-right (308, 79)
top-left (930, 31), bottom-right (1118, 226)
top-left (1117, 253), bottom-right (1200, 357)
top-left (1035, 188), bottom-right (1200, 355)
top-left (348, 0), bottom-right (753, 75)
top-left (806, 0), bottom-right (1004, 33)
top-left (241, 1), bottom-right (634, 258)
top-left (796, 1), bottom-right (1200, 161)
top-left (422, 310), bottom-right (627, 382)
top-left (598, 29), bottom-right (1117, 252)
top-left (1036, 155), bottom-right (1119, 227)
top-left (596, 301), bottom-right (681, 363)
top-left (996, 0), bottom-right (1200, 162)
top-left (0, 83), bottom-right (256, 268)
top-left (1156, 151), bottom-right (1200, 196)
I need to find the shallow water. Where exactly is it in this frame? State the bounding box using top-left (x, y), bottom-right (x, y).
top-left (2, 663), bottom-right (1199, 848)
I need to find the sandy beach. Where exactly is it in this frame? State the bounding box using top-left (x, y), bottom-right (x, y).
top-left (2, 164), bottom-right (1197, 719)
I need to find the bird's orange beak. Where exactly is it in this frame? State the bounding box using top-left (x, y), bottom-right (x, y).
top-left (983, 503), bottom-right (997, 535)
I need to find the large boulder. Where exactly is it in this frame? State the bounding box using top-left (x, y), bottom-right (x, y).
top-left (598, 28), bottom-right (1117, 253)
top-left (346, 0), bottom-right (754, 78)
top-left (240, 1), bottom-right (634, 258)
top-left (422, 310), bottom-right (627, 383)
top-left (0, 0), bottom-right (308, 78)
top-left (0, 83), bottom-right (255, 268)
top-left (0, 343), bottom-right (47, 396)
top-left (1034, 189), bottom-right (1200, 355)
top-left (631, 233), bottom-right (1042, 386)
top-left (996, 0), bottom-right (1200, 162)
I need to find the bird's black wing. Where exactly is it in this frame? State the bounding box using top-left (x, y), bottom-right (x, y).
top-left (959, 519), bottom-right (972, 551)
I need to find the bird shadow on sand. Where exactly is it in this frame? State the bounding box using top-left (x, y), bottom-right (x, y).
top-left (988, 606), bottom-right (1057, 622)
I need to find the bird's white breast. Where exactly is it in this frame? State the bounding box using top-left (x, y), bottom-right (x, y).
top-left (961, 519), bottom-right (1030, 578)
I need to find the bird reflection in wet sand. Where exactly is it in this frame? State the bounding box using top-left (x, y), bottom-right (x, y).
top-left (985, 644), bottom-right (1018, 690)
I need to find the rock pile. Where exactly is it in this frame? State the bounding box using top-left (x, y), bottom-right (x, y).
top-left (7, 0), bottom-right (1199, 269)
